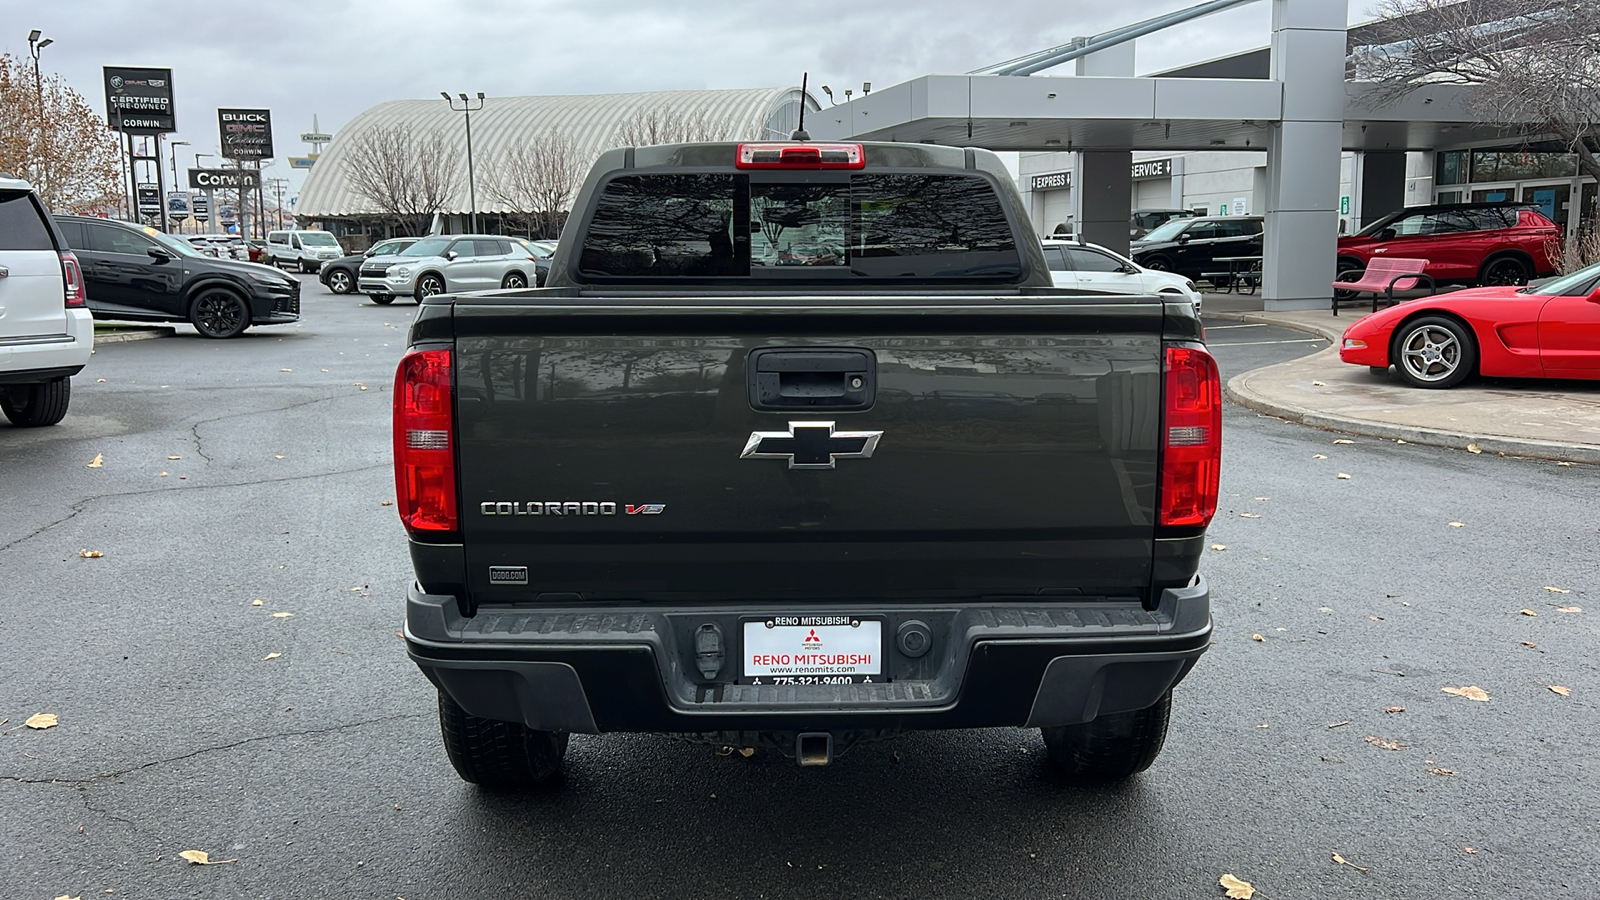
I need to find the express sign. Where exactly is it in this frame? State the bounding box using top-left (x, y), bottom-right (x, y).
top-left (219, 108), bottom-right (274, 160)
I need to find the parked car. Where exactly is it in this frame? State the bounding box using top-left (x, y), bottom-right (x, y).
top-left (184, 235), bottom-right (220, 257)
top-left (265, 229), bottom-right (345, 273)
top-left (245, 239), bottom-right (268, 263)
top-left (1339, 258), bottom-right (1600, 388)
top-left (525, 239), bottom-right (555, 286)
top-left (1335, 202), bottom-right (1560, 295)
top-left (320, 237), bottom-right (418, 297)
top-left (52, 215), bottom-right (300, 339)
top-left (1041, 238), bottom-right (1203, 312)
top-left (1129, 216), bottom-right (1263, 283)
top-left (379, 234), bottom-right (541, 302)
top-left (0, 176), bottom-right (92, 426)
top-left (1130, 208), bottom-right (1198, 240)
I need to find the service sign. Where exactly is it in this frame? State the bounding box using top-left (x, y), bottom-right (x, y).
top-left (742, 616), bottom-right (882, 684)
top-left (219, 108), bottom-right (274, 160)
top-left (104, 67), bottom-right (175, 134)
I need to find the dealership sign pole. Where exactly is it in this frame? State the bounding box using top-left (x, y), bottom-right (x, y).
top-left (104, 67), bottom-right (175, 231)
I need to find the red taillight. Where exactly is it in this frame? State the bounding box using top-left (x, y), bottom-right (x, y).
top-left (393, 348), bottom-right (458, 534)
top-left (736, 142), bottom-right (865, 169)
top-left (60, 251), bottom-right (86, 308)
top-left (1159, 344), bottom-right (1222, 529)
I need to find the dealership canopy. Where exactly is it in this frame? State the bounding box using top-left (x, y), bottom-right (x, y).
top-left (296, 87), bottom-right (811, 219)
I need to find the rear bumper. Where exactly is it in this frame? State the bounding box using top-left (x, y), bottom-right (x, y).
top-left (406, 578), bottom-right (1211, 735)
top-left (0, 309), bottom-right (93, 379)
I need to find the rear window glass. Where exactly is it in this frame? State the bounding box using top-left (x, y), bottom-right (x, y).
top-left (0, 190), bottom-right (55, 251)
top-left (578, 173), bottom-right (1020, 281)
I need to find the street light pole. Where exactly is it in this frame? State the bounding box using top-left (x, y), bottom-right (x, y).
top-left (27, 30), bottom-right (53, 204)
top-left (194, 152), bottom-right (214, 234)
top-left (168, 140), bottom-right (189, 233)
top-left (442, 91), bottom-right (485, 233)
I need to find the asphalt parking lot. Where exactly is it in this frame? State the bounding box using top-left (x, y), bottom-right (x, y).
top-left (2, 276), bottom-right (1594, 899)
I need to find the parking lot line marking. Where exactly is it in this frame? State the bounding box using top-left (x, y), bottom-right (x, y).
top-left (1207, 338), bottom-right (1328, 347)
top-left (1202, 323), bottom-right (1270, 330)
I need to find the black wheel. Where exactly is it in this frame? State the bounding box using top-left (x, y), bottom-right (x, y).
top-left (189, 288), bottom-right (251, 339)
top-left (296, 259), bottom-right (311, 274)
top-left (415, 273), bottom-right (445, 302)
top-left (438, 691), bottom-right (568, 791)
top-left (371, 294), bottom-right (395, 305)
top-left (326, 267), bottom-right (354, 294)
top-left (1392, 315), bottom-right (1476, 388)
top-left (1041, 691), bottom-right (1171, 781)
top-left (1141, 256), bottom-right (1172, 272)
top-left (501, 271), bottom-right (527, 289)
top-left (1480, 255), bottom-right (1530, 286)
top-left (1334, 266), bottom-right (1365, 301)
top-left (1, 377), bottom-right (71, 427)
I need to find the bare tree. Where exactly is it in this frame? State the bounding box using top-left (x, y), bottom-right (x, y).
top-left (340, 124), bottom-right (459, 235)
top-left (483, 128), bottom-right (585, 239)
top-left (1358, 0), bottom-right (1600, 231)
top-left (610, 105), bottom-right (755, 147)
top-left (0, 54), bottom-right (122, 214)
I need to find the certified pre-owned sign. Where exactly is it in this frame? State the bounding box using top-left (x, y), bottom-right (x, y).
top-left (219, 108), bottom-right (274, 160)
top-left (103, 67), bottom-right (175, 134)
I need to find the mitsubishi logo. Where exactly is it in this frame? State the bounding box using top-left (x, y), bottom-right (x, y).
top-left (741, 421), bottom-right (883, 470)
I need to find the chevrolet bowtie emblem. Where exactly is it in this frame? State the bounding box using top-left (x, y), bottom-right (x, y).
top-left (741, 421), bottom-right (883, 470)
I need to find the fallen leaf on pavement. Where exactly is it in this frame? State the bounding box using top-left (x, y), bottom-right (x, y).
top-left (1442, 685), bottom-right (1490, 702)
top-left (1331, 852), bottom-right (1370, 873)
top-left (274, 455), bottom-right (285, 460)
top-left (380, 500), bottom-right (394, 507)
top-left (1218, 874), bottom-right (1256, 899)
top-left (1254, 496), bottom-right (1270, 500)
top-left (78, 549), bottom-right (103, 558)
top-left (1521, 642), bottom-right (1536, 649)
top-left (1520, 609), bottom-right (1538, 617)
top-left (1425, 767), bottom-right (1455, 776)
top-left (279, 368), bottom-right (292, 373)
top-left (1548, 685), bottom-right (1572, 697)
top-left (86, 454), bottom-right (103, 468)
top-left (251, 599), bottom-right (263, 606)
top-left (1365, 735), bottom-right (1406, 750)
top-left (1313, 453), bottom-right (1328, 459)
top-left (737, 747), bottom-right (755, 758)
top-left (25, 713), bottom-right (59, 729)
top-left (262, 652), bottom-right (282, 661)
top-left (1463, 847), bottom-right (1478, 855)
top-left (1384, 706), bottom-right (1405, 714)
top-left (320, 368), bottom-right (329, 373)
top-left (1396, 439), bottom-right (1407, 444)
top-left (1448, 522), bottom-right (1464, 528)
top-left (1212, 544), bottom-right (1227, 551)
top-left (167, 455), bottom-right (182, 460)
top-left (1328, 721), bottom-right (1349, 728)
top-left (1239, 513), bottom-right (1260, 518)
top-left (1544, 586), bottom-right (1571, 593)
top-left (270, 612), bottom-right (294, 618)
top-left (1251, 634), bottom-right (1264, 641)
top-left (179, 850), bottom-right (236, 865)
top-left (95, 378), bottom-right (106, 383)
top-left (1336, 473), bottom-right (1351, 480)
top-left (158, 471), bottom-right (168, 477)
top-left (53, 894), bottom-right (81, 900)
top-left (1557, 606), bottom-right (1582, 613)
top-left (1333, 439), bottom-right (1354, 444)
top-left (357, 385), bottom-right (368, 391)
top-left (1368, 615), bottom-right (1385, 621)
top-left (1466, 443), bottom-right (1482, 453)
top-left (1311, 380), bottom-right (1326, 386)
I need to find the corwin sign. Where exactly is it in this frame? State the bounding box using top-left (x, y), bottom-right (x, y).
top-left (219, 108), bottom-right (274, 160)
top-left (189, 168), bottom-right (262, 190)
top-left (104, 67), bottom-right (175, 134)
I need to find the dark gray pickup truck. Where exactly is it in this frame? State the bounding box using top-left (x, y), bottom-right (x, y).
top-left (395, 140), bottom-right (1221, 790)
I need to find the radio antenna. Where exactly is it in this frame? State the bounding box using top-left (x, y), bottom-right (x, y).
top-left (792, 72), bottom-right (811, 141)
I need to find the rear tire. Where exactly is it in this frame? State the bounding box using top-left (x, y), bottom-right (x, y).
top-left (1041, 690), bottom-right (1171, 781)
top-left (1, 377), bottom-right (71, 427)
top-left (438, 691), bottom-right (568, 791)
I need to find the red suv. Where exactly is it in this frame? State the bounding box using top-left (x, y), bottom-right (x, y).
top-left (1336, 202), bottom-right (1560, 294)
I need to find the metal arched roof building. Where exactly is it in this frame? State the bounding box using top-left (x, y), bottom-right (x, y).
top-left (297, 87), bottom-right (812, 223)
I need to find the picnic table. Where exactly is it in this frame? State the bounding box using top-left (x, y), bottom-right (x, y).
top-left (1205, 256), bottom-right (1263, 294)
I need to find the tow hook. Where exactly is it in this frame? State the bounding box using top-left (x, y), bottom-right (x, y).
top-left (796, 732), bottom-right (833, 766)
top-left (694, 623), bottom-right (724, 679)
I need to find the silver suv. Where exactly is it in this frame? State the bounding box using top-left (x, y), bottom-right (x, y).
top-left (380, 235), bottom-right (540, 302)
top-left (0, 176), bottom-right (92, 427)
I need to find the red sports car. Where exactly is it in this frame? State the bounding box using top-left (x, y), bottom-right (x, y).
top-left (1339, 261), bottom-right (1600, 388)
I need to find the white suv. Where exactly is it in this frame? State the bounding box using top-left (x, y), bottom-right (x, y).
top-left (0, 176), bottom-right (92, 426)
top-left (1041, 238), bottom-right (1203, 313)
top-left (265, 229), bottom-right (344, 273)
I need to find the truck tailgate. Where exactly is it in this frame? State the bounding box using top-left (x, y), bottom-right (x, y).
top-left (449, 295), bottom-right (1165, 602)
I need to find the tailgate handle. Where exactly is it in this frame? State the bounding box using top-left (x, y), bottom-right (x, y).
top-left (748, 348), bottom-right (876, 411)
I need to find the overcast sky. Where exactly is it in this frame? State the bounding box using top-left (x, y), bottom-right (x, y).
top-left (1, 0), bottom-right (1376, 201)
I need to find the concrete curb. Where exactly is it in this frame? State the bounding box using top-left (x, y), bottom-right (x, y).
top-left (1213, 319), bottom-right (1600, 464)
top-left (94, 326), bottom-right (175, 344)
top-left (1203, 309), bottom-right (1346, 342)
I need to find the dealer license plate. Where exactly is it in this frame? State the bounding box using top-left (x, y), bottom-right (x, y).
top-left (742, 616), bottom-right (883, 685)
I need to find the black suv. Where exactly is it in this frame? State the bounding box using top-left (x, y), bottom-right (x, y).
top-left (1129, 215), bottom-right (1263, 281)
top-left (52, 216), bottom-right (300, 338)
top-left (319, 236), bottom-right (418, 297)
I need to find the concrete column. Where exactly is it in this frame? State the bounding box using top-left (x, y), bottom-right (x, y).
top-left (1358, 151), bottom-right (1407, 225)
top-left (1169, 156), bottom-right (1186, 209)
top-left (1262, 0), bottom-right (1349, 311)
top-left (1071, 42), bottom-right (1136, 254)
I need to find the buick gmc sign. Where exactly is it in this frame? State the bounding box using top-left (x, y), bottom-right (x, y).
top-left (218, 108), bottom-right (274, 160)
